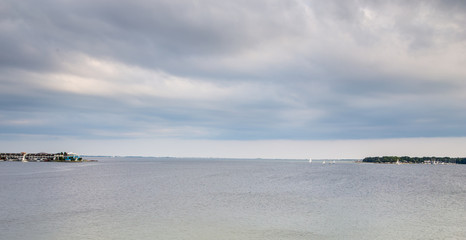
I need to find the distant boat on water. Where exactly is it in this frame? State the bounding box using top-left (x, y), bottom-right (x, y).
top-left (322, 160), bottom-right (326, 164)
top-left (309, 158), bottom-right (312, 163)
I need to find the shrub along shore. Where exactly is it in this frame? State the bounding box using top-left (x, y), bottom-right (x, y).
top-left (362, 156), bottom-right (466, 164)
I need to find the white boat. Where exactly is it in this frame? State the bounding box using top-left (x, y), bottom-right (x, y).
top-left (309, 158), bottom-right (312, 163)
top-left (322, 161), bottom-right (326, 164)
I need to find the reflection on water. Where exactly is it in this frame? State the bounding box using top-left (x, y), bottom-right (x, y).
top-left (1, 158), bottom-right (465, 240)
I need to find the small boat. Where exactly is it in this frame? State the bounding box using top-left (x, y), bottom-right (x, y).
top-left (322, 161), bottom-right (326, 164)
top-left (309, 158), bottom-right (312, 163)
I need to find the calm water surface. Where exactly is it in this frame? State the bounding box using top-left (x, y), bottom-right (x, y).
top-left (1, 157), bottom-right (465, 240)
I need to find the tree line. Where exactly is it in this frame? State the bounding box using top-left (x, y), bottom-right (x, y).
top-left (363, 156), bottom-right (466, 164)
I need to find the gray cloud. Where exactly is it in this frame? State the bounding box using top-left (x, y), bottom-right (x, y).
top-left (1, 0), bottom-right (466, 143)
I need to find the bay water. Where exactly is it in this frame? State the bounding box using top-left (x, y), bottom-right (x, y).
top-left (1, 157), bottom-right (465, 240)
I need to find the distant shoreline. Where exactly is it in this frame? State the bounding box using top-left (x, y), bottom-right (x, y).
top-left (0, 159), bottom-right (98, 163)
top-left (362, 156), bottom-right (466, 164)
top-left (0, 152), bottom-right (97, 162)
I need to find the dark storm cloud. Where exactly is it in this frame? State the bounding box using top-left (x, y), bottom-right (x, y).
top-left (1, 0), bottom-right (466, 141)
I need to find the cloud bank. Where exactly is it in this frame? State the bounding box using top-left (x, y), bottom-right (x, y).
top-left (1, 0), bottom-right (466, 155)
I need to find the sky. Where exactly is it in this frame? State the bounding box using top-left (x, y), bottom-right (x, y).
top-left (1, 0), bottom-right (466, 159)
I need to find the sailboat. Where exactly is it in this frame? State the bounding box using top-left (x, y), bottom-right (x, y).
top-left (21, 153), bottom-right (28, 162)
top-left (309, 158), bottom-right (312, 163)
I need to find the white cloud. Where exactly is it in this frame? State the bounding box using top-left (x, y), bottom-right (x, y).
top-left (34, 54), bottom-right (246, 102)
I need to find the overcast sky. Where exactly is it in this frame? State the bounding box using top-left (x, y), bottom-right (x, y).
top-left (1, 0), bottom-right (466, 158)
